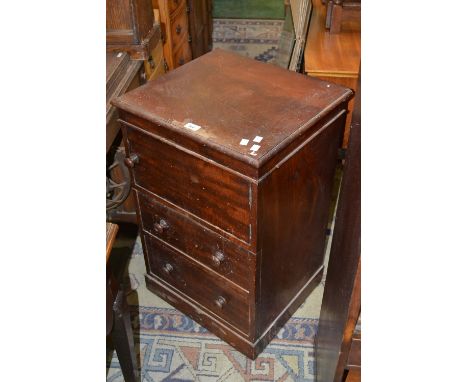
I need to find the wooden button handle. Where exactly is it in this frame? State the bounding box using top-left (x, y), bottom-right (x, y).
top-left (154, 219), bottom-right (169, 234)
top-left (212, 251), bottom-right (225, 267)
top-left (215, 296), bottom-right (226, 309)
top-left (124, 153), bottom-right (139, 168)
top-left (163, 263), bottom-right (173, 274)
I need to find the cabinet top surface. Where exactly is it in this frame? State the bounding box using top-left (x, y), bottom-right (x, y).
top-left (113, 49), bottom-right (352, 166)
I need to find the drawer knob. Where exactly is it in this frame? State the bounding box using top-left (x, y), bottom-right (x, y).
top-left (154, 219), bottom-right (169, 234)
top-left (212, 251), bottom-right (225, 267)
top-left (163, 263), bottom-right (173, 274)
top-left (176, 25), bottom-right (182, 34)
top-left (215, 296), bottom-right (226, 309)
top-left (124, 154), bottom-right (139, 168)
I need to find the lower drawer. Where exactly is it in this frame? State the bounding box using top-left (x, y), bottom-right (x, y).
top-left (143, 233), bottom-right (251, 334)
top-left (138, 190), bottom-right (255, 290)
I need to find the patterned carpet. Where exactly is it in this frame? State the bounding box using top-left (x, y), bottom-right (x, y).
top-left (212, 19), bottom-right (284, 63)
top-left (213, 0), bottom-right (285, 20)
top-left (106, 234), bottom-right (331, 381)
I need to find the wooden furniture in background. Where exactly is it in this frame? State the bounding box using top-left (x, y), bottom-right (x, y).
top-left (107, 52), bottom-right (144, 153)
top-left (316, 72), bottom-right (361, 382)
top-left (304, 0), bottom-right (360, 147)
top-left (155, 0), bottom-right (193, 70)
top-left (106, 0), bottom-right (161, 60)
top-left (187, 0), bottom-right (213, 59)
top-left (107, 52), bottom-right (144, 224)
top-left (143, 39), bottom-right (166, 81)
top-left (325, 0), bottom-right (361, 34)
top-left (106, 223), bottom-right (139, 382)
top-left (113, 49), bottom-right (353, 359)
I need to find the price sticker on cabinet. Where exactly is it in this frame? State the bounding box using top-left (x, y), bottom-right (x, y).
top-left (184, 122), bottom-right (202, 131)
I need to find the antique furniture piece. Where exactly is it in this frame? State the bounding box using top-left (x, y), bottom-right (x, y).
top-left (325, 0), bottom-right (361, 34)
top-left (107, 51), bottom-right (144, 152)
top-left (187, 0), bottom-right (213, 59)
top-left (106, 223), bottom-right (139, 382)
top-left (107, 51), bottom-right (145, 224)
top-left (106, 0), bottom-right (161, 60)
top-left (143, 40), bottom-right (166, 81)
top-left (155, 0), bottom-right (193, 70)
top-left (113, 49), bottom-right (353, 359)
top-left (316, 72), bottom-right (361, 382)
top-left (304, 0), bottom-right (360, 146)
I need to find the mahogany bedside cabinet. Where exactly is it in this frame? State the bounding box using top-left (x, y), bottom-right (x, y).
top-left (112, 49), bottom-right (353, 359)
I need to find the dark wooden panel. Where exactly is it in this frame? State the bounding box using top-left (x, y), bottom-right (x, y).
top-left (172, 37), bottom-right (192, 67)
top-left (113, 50), bottom-right (354, 359)
top-left (347, 337), bottom-right (361, 368)
top-left (256, 111), bottom-right (345, 335)
top-left (188, 0), bottom-right (212, 58)
top-left (158, 0), bottom-right (193, 70)
top-left (137, 189), bottom-right (255, 289)
top-left (107, 0), bottom-right (160, 59)
top-left (106, 52), bottom-right (143, 152)
top-left (107, 0), bottom-right (133, 33)
top-left (144, 233), bottom-right (251, 334)
top-left (316, 72), bottom-right (360, 382)
top-left (112, 49), bottom-right (353, 167)
top-left (126, 125), bottom-right (252, 242)
top-left (170, 3), bottom-right (189, 51)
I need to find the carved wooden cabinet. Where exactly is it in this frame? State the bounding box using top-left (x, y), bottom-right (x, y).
top-left (156, 0), bottom-right (193, 70)
top-left (113, 50), bottom-right (353, 358)
top-left (187, 0), bottom-right (212, 58)
top-left (106, 0), bottom-right (161, 60)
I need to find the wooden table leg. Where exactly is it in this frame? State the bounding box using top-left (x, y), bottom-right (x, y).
top-left (111, 288), bottom-right (139, 382)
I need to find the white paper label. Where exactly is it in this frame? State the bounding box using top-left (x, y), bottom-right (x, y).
top-left (184, 122), bottom-right (201, 131)
top-left (117, 52), bottom-right (123, 58)
top-left (253, 136), bottom-right (263, 143)
top-left (240, 139), bottom-right (249, 146)
top-left (250, 144), bottom-right (261, 152)
top-left (249, 151), bottom-right (257, 156)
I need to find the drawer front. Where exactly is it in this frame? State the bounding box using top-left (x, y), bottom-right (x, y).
top-left (138, 190), bottom-right (255, 290)
top-left (126, 126), bottom-right (251, 242)
top-left (144, 233), bottom-right (251, 334)
top-left (170, 5), bottom-right (189, 50)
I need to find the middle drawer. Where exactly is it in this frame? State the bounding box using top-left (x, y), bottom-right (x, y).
top-left (138, 190), bottom-right (255, 290)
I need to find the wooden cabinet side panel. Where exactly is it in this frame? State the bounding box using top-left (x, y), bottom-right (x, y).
top-left (256, 113), bottom-right (346, 335)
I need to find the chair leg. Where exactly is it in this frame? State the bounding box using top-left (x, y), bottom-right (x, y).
top-left (111, 288), bottom-right (139, 382)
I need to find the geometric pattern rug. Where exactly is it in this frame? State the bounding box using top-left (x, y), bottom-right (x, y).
top-left (212, 18), bottom-right (284, 63)
top-left (107, 234), bottom-right (329, 382)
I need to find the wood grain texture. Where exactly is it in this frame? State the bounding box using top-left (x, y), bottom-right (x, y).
top-left (114, 51), bottom-right (353, 359)
top-left (144, 233), bottom-right (252, 334)
top-left (106, 222), bottom-right (119, 263)
top-left (188, 0), bottom-right (212, 58)
top-left (107, 0), bottom-right (161, 59)
top-left (158, 0), bottom-right (193, 70)
top-left (304, 0), bottom-right (360, 146)
top-left (113, 49), bottom-right (353, 169)
top-left (315, 72), bottom-right (361, 382)
top-left (256, 110), bottom-right (346, 333)
top-left (305, 0), bottom-right (360, 75)
top-left (106, 51), bottom-right (143, 152)
top-left (137, 189), bottom-right (255, 289)
top-left (126, 125), bottom-right (253, 242)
